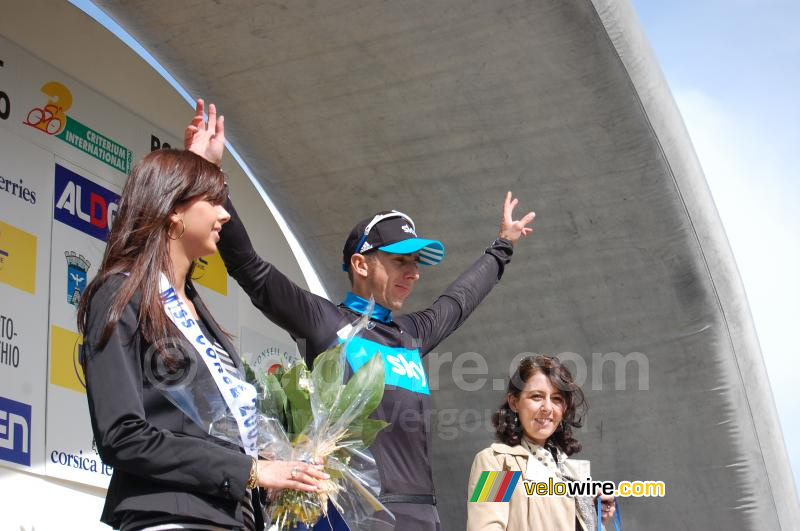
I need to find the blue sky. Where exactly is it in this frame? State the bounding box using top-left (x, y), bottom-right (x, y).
top-left (631, 0), bottom-right (800, 488)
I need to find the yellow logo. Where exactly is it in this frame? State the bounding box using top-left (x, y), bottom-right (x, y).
top-left (50, 325), bottom-right (85, 394)
top-left (23, 81), bottom-right (133, 173)
top-left (192, 251), bottom-right (228, 296)
top-left (0, 220), bottom-right (37, 294)
top-left (23, 81), bottom-right (71, 136)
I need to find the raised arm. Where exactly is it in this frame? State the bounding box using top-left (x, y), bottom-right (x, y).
top-left (400, 192), bottom-right (535, 354)
top-left (217, 197), bottom-right (331, 346)
top-left (184, 99), bottom-right (334, 353)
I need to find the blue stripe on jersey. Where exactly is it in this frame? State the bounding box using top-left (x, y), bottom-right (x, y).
top-left (341, 336), bottom-right (429, 395)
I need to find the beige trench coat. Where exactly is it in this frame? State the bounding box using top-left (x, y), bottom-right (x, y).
top-left (466, 443), bottom-right (592, 531)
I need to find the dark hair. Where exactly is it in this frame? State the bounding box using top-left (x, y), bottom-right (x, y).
top-left (77, 149), bottom-right (227, 357)
top-left (492, 355), bottom-right (587, 456)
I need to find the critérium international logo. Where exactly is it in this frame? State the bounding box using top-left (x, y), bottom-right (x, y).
top-left (24, 81), bottom-right (133, 174)
top-left (469, 471), bottom-right (522, 502)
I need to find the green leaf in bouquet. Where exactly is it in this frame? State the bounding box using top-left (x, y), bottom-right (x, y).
top-left (260, 373), bottom-right (288, 428)
top-left (311, 345), bottom-right (345, 412)
top-left (243, 361), bottom-right (258, 386)
top-left (346, 418), bottom-right (390, 449)
top-left (332, 353), bottom-right (386, 424)
top-left (281, 363), bottom-right (313, 438)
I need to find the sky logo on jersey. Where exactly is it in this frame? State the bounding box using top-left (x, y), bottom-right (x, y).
top-left (54, 164), bottom-right (120, 241)
top-left (470, 471), bottom-right (521, 502)
top-left (192, 251), bottom-right (228, 296)
top-left (0, 395), bottom-right (32, 467)
top-left (343, 336), bottom-right (429, 395)
top-left (0, 220), bottom-right (37, 294)
top-left (50, 325), bottom-right (86, 394)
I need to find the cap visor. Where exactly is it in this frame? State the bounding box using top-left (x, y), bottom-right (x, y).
top-left (379, 238), bottom-right (445, 266)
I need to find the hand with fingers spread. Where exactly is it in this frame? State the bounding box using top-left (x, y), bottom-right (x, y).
top-left (185, 98), bottom-right (226, 166)
top-left (498, 191), bottom-right (536, 244)
top-left (256, 459), bottom-right (329, 492)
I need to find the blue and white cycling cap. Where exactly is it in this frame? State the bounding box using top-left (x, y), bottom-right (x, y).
top-left (342, 210), bottom-right (445, 271)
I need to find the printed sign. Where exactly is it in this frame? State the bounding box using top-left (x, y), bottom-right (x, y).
top-left (53, 163), bottom-right (119, 241)
top-left (23, 81), bottom-right (132, 173)
top-left (49, 325), bottom-right (85, 394)
top-left (192, 251), bottom-right (228, 296)
top-left (0, 220), bottom-right (37, 294)
top-left (0, 395), bottom-right (32, 467)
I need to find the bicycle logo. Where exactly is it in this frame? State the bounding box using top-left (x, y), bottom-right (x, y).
top-left (24, 103), bottom-right (64, 135)
top-left (24, 81), bottom-right (72, 136)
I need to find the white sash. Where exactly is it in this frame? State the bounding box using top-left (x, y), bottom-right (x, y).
top-left (159, 273), bottom-right (258, 457)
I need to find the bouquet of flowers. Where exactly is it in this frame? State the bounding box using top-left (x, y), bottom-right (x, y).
top-left (157, 307), bottom-right (393, 530)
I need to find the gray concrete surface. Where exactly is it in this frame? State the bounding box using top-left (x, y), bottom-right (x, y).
top-left (93, 0), bottom-right (799, 528)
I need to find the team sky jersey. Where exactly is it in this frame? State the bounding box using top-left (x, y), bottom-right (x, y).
top-left (217, 199), bottom-right (513, 529)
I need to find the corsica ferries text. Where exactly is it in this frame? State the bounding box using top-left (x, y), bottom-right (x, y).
top-left (54, 164), bottom-right (120, 242)
top-left (50, 449), bottom-right (112, 477)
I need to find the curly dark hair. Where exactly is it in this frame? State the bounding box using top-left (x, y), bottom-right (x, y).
top-left (492, 355), bottom-right (587, 456)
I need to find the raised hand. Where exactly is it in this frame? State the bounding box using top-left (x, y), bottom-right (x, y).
top-left (184, 98), bottom-right (225, 166)
top-left (498, 191), bottom-right (536, 244)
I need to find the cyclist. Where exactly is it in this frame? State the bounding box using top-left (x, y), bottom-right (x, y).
top-left (186, 99), bottom-right (535, 531)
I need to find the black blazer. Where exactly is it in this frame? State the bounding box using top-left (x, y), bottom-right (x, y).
top-left (82, 274), bottom-right (253, 529)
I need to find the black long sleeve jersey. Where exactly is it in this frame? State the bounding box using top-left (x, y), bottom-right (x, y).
top-left (217, 198), bottom-right (513, 502)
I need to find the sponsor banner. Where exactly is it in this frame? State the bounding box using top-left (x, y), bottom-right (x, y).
top-left (46, 161), bottom-right (116, 487)
top-left (0, 395), bottom-right (32, 468)
top-left (56, 115), bottom-right (132, 174)
top-left (54, 163), bottom-right (120, 242)
top-left (0, 127), bottom-right (53, 475)
top-left (0, 35), bottom-right (179, 188)
top-left (192, 251), bottom-right (229, 296)
top-left (22, 81), bottom-right (133, 174)
top-left (0, 220), bottom-right (36, 294)
top-left (0, 35), bottom-right (251, 487)
top-left (49, 325), bottom-right (85, 394)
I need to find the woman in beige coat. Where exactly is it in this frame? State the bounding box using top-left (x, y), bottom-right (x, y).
top-left (466, 355), bottom-right (615, 531)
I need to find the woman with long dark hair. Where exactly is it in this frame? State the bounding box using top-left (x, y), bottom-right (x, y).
top-left (467, 355), bottom-right (615, 530)
top-left (78, 149), bottom-right (326, 530)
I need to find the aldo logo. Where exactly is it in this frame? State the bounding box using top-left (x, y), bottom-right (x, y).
top-left (54, 164), bottom-right (119, 241)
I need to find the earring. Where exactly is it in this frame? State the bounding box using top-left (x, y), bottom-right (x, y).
top-left (168, 219), bottom-right (185, 240)
top-left (511, 411), bottom-right (519, 426)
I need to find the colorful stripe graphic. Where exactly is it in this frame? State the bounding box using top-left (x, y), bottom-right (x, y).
top-left (469, 471), bottom-right (521, 502)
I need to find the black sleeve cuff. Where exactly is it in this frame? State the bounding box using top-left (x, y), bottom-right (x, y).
top-left (484, 237), bottom-right (514, 278)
